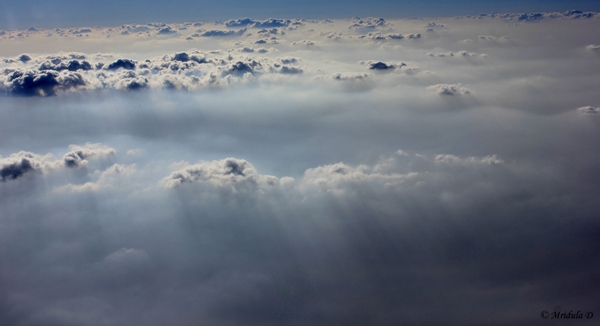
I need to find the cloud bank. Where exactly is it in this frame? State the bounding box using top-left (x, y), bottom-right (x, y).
top-left (0, 12), bottom-right (599, 326)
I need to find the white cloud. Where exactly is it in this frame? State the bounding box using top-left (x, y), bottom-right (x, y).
top-left (427, 83), bottom-right (471, 95)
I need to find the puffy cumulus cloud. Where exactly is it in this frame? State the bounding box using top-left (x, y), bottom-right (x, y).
top-left (359, 32), bottom-right (421, 40)
top-left (39, 59), bottom-right (93, 72)
top-left (156, 26), bottom-right (178, 35)
top-left (224, 18), bottom-right (302, 29)
top-left (18, 54), bottom-right (32, 62)
top-left (427, 83), bottom-right (472, 96)
top-left (198, 28), bottom-right (246, 37)
top-left (365, 61), bottom-right (405, 70)
top-left (105, 58), bottom-right (136, 70)
top-left (478, 34), bottom-right (511, 44)
top-left (57, 163), bottom-right (136, 192)
top-left (0, 152), bottom-right (45, 181)
top-left (62, 143), bottom-right (116, 168)
top-left (251, 18), bottom-right (292, 28)
top-left (425, 22), bottom-right (446, 32)
top-left (291, 40), bottom-right (317, 46)
top-left (1, 49), bottom-right (312, 95)
top-left (465, 10), bottom-right (599, 21)
top-left (300, 162), bottom-right (418, 196)
top-left (225, 18), bottom-right (256, 28)
top-left (295, 152), bottom-right (508, 199)
top-left (427, 50), bottom-right (486, 58)
top-left (348, 17), bottom-right (387, 30)
top-left (1, 144), bottom-right (116, 181)
top-left (1, 69), bottom-right (86, 96)
top-left (161, 157), bottom-right (278, 191)
top-left (108, 70), bottom-right (149, 90)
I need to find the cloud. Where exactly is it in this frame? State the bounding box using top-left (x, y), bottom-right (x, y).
top-left (225, 18), bottom-right (256, 28)
top-left (62, 143), bottom-right (116, 168)
top-left (251, 18), bottom-right (292, 28)
top-left (348, 17), bottom-right (387, 30)
top-left (1, 69), bottom-right (86, 96)
top-left (291, 40), bottom-right (317, 46)
top-left (427, 83), bottom-right (471, 96)
top-left (38, 59), bottom-right (93, 72)
top-left (157, 26), bottom-right (177, 35)
top-left (466, 10), bottom-right (599, 21)
top-left (586, 44), bottom-right (600, 53)
top-left (367, 61), bottom-right (402, 70)
top-left (161, 157), bottom-right (278, 190)
top-left (199, 28), bottom-right (246, 37)
top-left (105, 58), bottom-right (136, 70)
top-left (428, 51), bottom-right (486, 58)
top-left (425, 22), bottom-right (446, 32)
top-left (577, 106), bottom-right (600, 114)
top-left (0, 152), bottom-right (40, 181)
top-left (57, 163), bottom-right (136, 192)
top-left (18, 54), bottom-right (32, 62)
top-left (1, 13), bottom-right (600, 326)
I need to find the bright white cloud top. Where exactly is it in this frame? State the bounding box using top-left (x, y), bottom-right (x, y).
top-left (1, 12), bottom-right (599, 326)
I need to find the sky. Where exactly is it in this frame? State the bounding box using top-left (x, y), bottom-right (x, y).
top-left (2, 0), bottom-right (600, 29)
top-left (1, 2), bottom-right (600, 326)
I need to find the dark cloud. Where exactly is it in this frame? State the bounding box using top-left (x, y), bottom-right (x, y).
top-left (121, 24), bottom-right (151, 33)
top-left (62, 143), bottom-right (116, 168)
top-left (222, 61), bottom-right (259, 76)
top-left (111, 71), bottom-right (149, 90)
top-left (225, 18), bottom-right (256, 28)
top-left (1, 69), bottom-right (86, 96)
top-left (368, 61), bottom-right (394, 70)
top-left (0, 154), bottom-right (37, 181)
top-left (238, 47), bottom-right (255, 53)
top-left (278, 66), bottom-right (303, 74)
top-left (348, 17), bottom-right (387, 30)
top-left (157, 26), bottom-right (177, 35)
top-left (70, 28), bottom-right (93, 35)
top-left (39, 59), bottom-right (93, 72)
top-left (18, 54), bottom-right (32, 62)
top-left (467, 10), bottom-right (599, 21)
top-left (199, 28), bottom-right (246, 37)
top-left (105, 59), bottom-right (136, 71)
top-left (251, 18), bottom-right (291, 28)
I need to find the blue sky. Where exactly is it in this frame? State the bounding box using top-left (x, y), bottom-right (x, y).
top-left (2, 0), bottom-right (600, 29)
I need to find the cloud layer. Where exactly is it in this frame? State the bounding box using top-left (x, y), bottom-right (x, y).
top-left (1, 12), bottom-right (599, 326)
